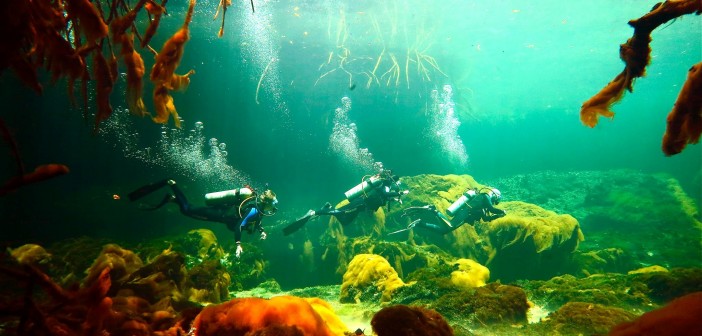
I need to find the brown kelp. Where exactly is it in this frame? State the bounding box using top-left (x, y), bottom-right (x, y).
top-left (580, 0), bottom-right (701, 156)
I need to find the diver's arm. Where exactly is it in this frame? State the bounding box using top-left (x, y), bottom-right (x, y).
top-left (233, 208), bottom-right (257, 243)
top-left (254, 209), bottom-right (266, 236)
top-left (483, 196), bottom-right (506, 220)
top-left (240, 207), bottom-right (259, 227)
top-left (234, 225), bottom-right (242, 243)
top-left (485, 201), bottom-right (505, 216)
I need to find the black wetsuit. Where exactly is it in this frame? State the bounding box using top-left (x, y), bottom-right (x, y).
top-left (170, 184), bottom-right (265, 242)
top-left (318, 178), bottom-right (403, 225)
top-left (408, 192), bottom-right (506, 235)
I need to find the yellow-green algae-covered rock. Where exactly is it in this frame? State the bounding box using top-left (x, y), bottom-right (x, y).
top-left (571, 247), bottom-right (633, 277)
top-left (316, 173), bottom-right (587, 283)
top-left (9, 243), bottom-right (52, 266)
top-left (478, 201), bottom-right (584, 281)
top-left (340, 254), bottom-right (405, 303)
top-left (450, 258), bottom-right (489, 289)
top-left (628, 265), bottom-right (669, 275)
top-left (179, 228), bottom-right (226, 262)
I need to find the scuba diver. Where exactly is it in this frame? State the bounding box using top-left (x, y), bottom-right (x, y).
top-left (128, 179), bottom-right (278, 258)
top-left (283, 168), bottom-right (408, 236)
top-left (391, 187), bottom-right (505, 236)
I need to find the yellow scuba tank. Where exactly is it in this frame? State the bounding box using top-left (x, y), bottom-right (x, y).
top-left (344, 175), bottom-right (383, 200)
top-left (204, 187), bottom-right (253, 206)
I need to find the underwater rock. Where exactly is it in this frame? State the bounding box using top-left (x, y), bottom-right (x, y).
top-left (631, 267), bottom-right (702, 304)
top-left (432, 283), bottom-right (529, 325)
top-left (478, 201), bottom-right (584, 282)
top-left (8, 243), bottom-right (51, 266)
top-left (312, 174), bottom-right (586, 285)
top-left (516, 273), bottom-right (653, 312)
top-left (628, 265), bottom-right (669, 275)
top-left (494, 169), bottom-right (702, 270)
top-left (389, 174), bottom-right (584, 281)
top-left (371, 305), bottom-right (453, 336)
top-left (391, 260), bottom-right (465, 305)
top-left (571, 247), bottom-right (634, 277)
top-left (537, 301), bottom-right (636, 335)
top-left (340, 254), bottom-right (405, 303)
top-left (516, 268), bottom-right (702, 314)
top-left (449, 259), bottom-right (489, 289)
top-left (328, 235), bottom-right (453, 279)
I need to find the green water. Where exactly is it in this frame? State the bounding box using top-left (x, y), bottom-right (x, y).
top-left (1, 0), bottom-right (700, 290)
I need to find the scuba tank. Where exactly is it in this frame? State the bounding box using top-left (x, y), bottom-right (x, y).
top-left (446, 189), bottom-right (477, 216)
top-left (344, 175), bottom-right (383, 200)
top-left (204, 187), bottom-right (253, 206)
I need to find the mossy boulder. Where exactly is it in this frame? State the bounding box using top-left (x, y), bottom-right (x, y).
top-left (517, 273), bottom-right (653, 312)
top-left (431, 283), bottom-right (529, 325)
top-left (494, 170), bottom-right (702, 270)
top-left (571, 247), bottom-right (635, 276)
top-left (478, 201), bottom-right (584, 282)
top-left (387, 174), bottom-right (584, 282)
top-left (536, 302), bottom-right (636, 335)
top-left (631, 267), bottom-right (702, 303)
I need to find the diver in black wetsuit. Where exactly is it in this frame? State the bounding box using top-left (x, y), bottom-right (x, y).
top-left (283, 169), bottom-right (408, 236)
top-left (129, 179), bottom-right (278, 258)
top-left (394, 187), bottom-right (506, 235)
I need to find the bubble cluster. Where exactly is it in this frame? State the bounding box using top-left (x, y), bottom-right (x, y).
top-left (237, 2), bottom-right (288, 116)
top-left (98, 108), bottom-right (249, 188)
top-left (329, 96), bottom-right (376, 172)
top-left (429, 84), bottom-right (469, 166)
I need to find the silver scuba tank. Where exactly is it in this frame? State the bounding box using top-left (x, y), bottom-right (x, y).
top-left (447, 189), bottom-right (477, 216)
top-left (204, 187), bottom-right (253, 206)
top-left (344, 175), bottom-right (383, 200)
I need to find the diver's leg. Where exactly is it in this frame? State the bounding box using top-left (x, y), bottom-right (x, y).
top-left (128, 179), bottom-right (171, 201)
top-left (167, 181), bottom-right (191, 214)
top-left (333, 209), bottom-right (360, 226)
top-left (415, 221), bottom-right (452, 235)
top-left (167, 181), bottom-right (214, 220)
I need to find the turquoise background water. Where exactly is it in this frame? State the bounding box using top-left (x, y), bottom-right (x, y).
top-left (0, 0), bottom-right (700, 246)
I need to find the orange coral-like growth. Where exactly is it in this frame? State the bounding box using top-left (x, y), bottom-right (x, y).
top-left (191, 296), bottom-right (346, 336)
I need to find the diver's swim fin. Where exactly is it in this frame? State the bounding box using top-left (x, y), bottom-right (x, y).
top-left (387, 219), bottom-right (421, 236)
top-left (283, 210), bottom-right (315, 236)
top-left (128, 179), bottom-right (170, 202)
top-left (138, 193), bottom-right (174, 211)
top-left (332, 210), bottom-right (359, 226)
